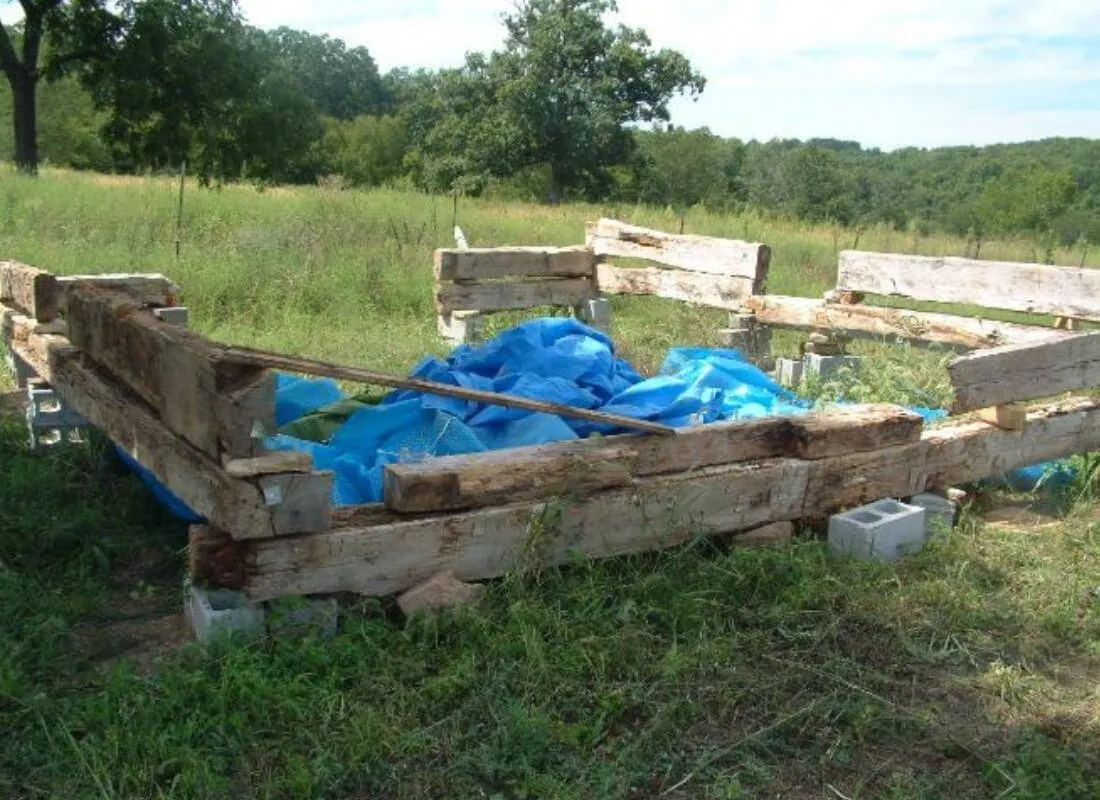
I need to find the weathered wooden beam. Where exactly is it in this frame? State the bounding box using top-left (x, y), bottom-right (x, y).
top-left (837, 251), bottom-right (1100, 321)
top-left (1, 261), bottom-right (59, 322)
top-left (586, 219), bottom-right (770, 286)
top-left (383, 404), bottom-right (924, 513)
top-left (595, 263), bottom-right (754, 310)
top-left (434, 247), bottom-right (595, 282)
top-left (976, 404), bottom-right (1028, 431)
top-left (64, 285), bottom-right (274, 460)
top-left (744, 295), bottom-right (1071, 350)
top-left (3, 308), bottom-right (332, 539)
top-left (57, 273), bottom-right (181, 310)
top-left (216, 398), bottom-right (1100, 600)
top-left (436, 277), bottom-right (597, 315)
top-left (948, 331), bottom-right (1100, 413)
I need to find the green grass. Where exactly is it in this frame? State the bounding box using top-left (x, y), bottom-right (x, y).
top-left (1, 168), bottom-right (1099, 798)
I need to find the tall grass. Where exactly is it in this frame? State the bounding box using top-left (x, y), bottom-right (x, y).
top-left (2, 165), bottom-right (1096, 374)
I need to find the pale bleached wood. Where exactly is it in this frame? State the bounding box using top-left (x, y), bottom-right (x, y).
top-left (837, 251), bottom-right (1100, 320)
top-left (975, 405), bottom-right (1028, 431)
top-left (224, 398), bottom-right (1100, 600)
top-left (0, 261), bottom-right (59, 322)
top-left (595, 263), bottom-right (754, 310)
top-left (434, 247), bottom-right (595, 282)
top-left (64, 285), bottom-right (274, 460)
top-left (436, 277), bottom-right (597, 315)
top-left (383, 404), bottom-right (924, 513)
top-left (744, 295), bottom-right (1072, 350)
top-left (57, 274), bottom-right (181, 310)
top-left (225, 450), bottom-right (314, 479)
top-left (948, 331), bottom-right (1100, 413)
top-left (586, 219), bottom-right (770, 286)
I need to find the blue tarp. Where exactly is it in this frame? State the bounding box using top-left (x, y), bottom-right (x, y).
top-left (121, 317), bottom-right (1076, 519)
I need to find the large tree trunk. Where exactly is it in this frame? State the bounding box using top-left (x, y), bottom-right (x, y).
top-left (11, 71), bottom-right (39, 174)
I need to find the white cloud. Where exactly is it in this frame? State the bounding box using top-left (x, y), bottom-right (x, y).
top-left (5, 0), bottom-right (1099, 148)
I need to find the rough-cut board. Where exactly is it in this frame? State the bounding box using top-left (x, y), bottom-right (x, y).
top-left (3, 308), bottom-right (333, 539)
top-left (586, 219), bottom-right (770, 286)
top-left (436, 277), bottom-right (597, 315)
top-left (948, 331), bottom-right (1100, 413)
top-left (596, 263), bottom-right (754, 310)
top-left (64, 285), bottom-right (274, 460)
top-left (744, 295), bottom-right (1071, 350)
top-left (435, 247), bottom-right (595, 282)
top-left (0, 261), bottom-right (59, 322)
top-left (201, 398), bottom-right (1100, 600)
top-left (57, 274), bottom-right (181, 310)
top-left (837, 251), bottom-right (1100, 320)
top-left (383, 404), bottom-right (924, 513)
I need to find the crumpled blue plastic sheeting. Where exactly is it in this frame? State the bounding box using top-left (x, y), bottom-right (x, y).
top-left (118, 317), bottom-right (1078, 518)
top-left (261, 318), bottom-right (815, 506)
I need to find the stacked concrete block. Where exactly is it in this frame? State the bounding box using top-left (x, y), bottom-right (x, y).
top-left (184, 579), bottom-right (266, 644)
top-left (908, 492), bottom-right (959, 535)
top-left (718, 313), bottom-right (774, 370)
top-left (26, 385), bottom-right (88, 450)
top-left (438, 310), bottom-right (485, 347)
top-left (803, 352), bottom-right (863, 382)
top-left (828, 498), bottom-right (927, 562)
top-left (574, 298), bottom-right (612, 332)
top-left (775, 358), bottom-right (804, 389)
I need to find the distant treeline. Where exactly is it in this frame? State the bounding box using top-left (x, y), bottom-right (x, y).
top-left (3, 2), bottom-right (1098, 250)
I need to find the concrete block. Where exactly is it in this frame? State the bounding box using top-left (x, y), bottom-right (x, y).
top-left (438, 310), bottom-right (484, 346)
top-left (153, 306), bottom-right (190, 327)
top-left (803, 353), bottom-right (862, 382)
top-left (265, 596), bottom-right (340, 639)
top-left (27, 386), bottom-right (87, 428)
top-left (776, 358), bottom-right (804, 388)
top-left (574, 297), bottom-right (612, 331)
top-left (828, 498), bottom-right (927, 562)
top-left (184, 578), bottom-right (266, 643)
top-left (909, 492), bottom-right (958, 535)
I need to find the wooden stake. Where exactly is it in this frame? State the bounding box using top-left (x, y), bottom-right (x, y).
top-left (220, 345), bottom-right (677, 437)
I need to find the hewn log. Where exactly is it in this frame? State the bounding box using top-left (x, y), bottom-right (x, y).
top-left (948, 331), bottom-right (1100, 413)
top-left (219, 398), bottom-right (1100, 600)
top-left (434, 247), bottom-right (595, 282)
top-left (383, 404), bottom-right (924, 513)
top-left (436, 277), bottom-right (597, 315)
top-left (57, 274), bottom-right (181, 310)
top-left (586, 218), bottom-right (770, 286)
top-left (837, 251), bottom-right (1100, 320)
top-left (595, 263), bottom-right (754, 309)
top-left (744, 295), bottom-right (1071, 349)
top-left (0, 261), bottom-right (59, 322)
top-left (63, 285), bottom-right (274, 460)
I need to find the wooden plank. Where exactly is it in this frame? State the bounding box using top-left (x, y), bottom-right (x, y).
top-left (64, 285), bottom-right (274, 459)
top-left (220, 343), bottom-right (678, 437)
top-left (57, 274), bottom-right (181, 309)
top-left (595, 263), bottom-right (754, 310)
top-left (586, 218), bottom-right (770, 286)
top-left (220, 398), bottom-right (1100, 600)
top-left (4, 308), bottom-right (332, 539)
top-left (436, 277), bottom-right (596, 315)
top-left (744, 295), bottom-right (1072, 350)
top-left (837, 251), bottom-right (1100, 320)
top-left (224, 451), bottom-right (314, 479)
top-left (383, 404), bottom-right (924, 513)
top-left (435, 247), bottom-right (595, 282)
top-left (976, 405), bottom-right (1028, 431)
top-left (948, 331), bottom-right (1100, 413)
top-left (0, 261), bottom-right (59, 322)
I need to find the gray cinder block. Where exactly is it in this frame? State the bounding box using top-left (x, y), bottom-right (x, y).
top-left (828, 498), bottom-right (927, 562)
top-left (184, 578), bottom-right (266, 643)
top-left (803, 353), bottom-right (862, 382)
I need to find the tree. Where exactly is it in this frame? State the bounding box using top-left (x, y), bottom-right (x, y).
top-left (0, 0), bottom-right (117, 172)
top-left (412, 0), bottom-right (704, 202)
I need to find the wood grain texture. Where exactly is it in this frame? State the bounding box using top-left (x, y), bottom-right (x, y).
top-left (225, 398), bottom-right (1100, 600)
top-left (837, 250), bottom-right (1100, 320)
top-left (434, 247), bottom-right (595, 281)
top-left (64, 285), bottom-right (274, 459)
top-left (0, 261), bottom-right (59, 322)
top-left (595, 263), bottom-right (754, 309)
top-left (57, 274), bottom-right (181, 310)
top-left (744, 295), bottom-right (1072, 349)
top-left (436, 277), bottom-right (597, 314)
top-left (586, 218), bottom-right (770, 286)
top-left (383, 404), bottom-right (923, 513)
top-left (948, 331), bottom-right (1100, 412)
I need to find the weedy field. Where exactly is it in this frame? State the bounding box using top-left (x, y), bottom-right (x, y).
top-left (1, 167), bottom-right (1099, 799)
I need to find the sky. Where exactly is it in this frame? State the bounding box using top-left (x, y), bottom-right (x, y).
top-left (5, 0), bottom-right (1100, 150)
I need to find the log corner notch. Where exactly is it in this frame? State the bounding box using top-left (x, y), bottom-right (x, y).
top-left (63, 283), bottom-right (277, 461)
top-left (0, 261), bottom-right (59, 323)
